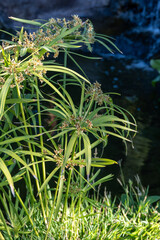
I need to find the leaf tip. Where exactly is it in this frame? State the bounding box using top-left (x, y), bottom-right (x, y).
top-left (10, 185), bottom-right (15, 197)
top-left (87, 174), bottom-right (90, 182)
top-left (33, 175), bottom-right (38, 180)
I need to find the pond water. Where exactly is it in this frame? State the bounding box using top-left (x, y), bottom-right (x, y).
top-left (99, 57), bottom-right (160, 196)
top-left (69, 0), bottom-right (160, 195)
top-left (94, 1), bottom-right (160, 196)
top-left (69, 52), bottom-right (160, 196)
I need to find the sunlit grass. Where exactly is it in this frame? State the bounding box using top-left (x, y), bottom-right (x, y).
top-left (1, 177), bottom-right (160, 240)
top-left (1, 184), bottom-right (160, 240)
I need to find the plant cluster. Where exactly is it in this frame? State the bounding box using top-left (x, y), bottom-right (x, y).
top-left (0, 16), bottom-right (136, 239)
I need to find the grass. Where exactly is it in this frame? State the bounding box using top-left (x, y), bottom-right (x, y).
top-left (1, 177), bottom-right (160, 240)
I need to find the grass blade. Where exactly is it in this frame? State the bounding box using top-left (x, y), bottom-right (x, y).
top-left (9, 16), bottom-right (42, 26)
top-left (0, 148), bottom-right (36, 179)
top-left (81, 133), bottom-right (92, 180)
top-left (0, 158), bottom-right (14, 196)
top-left (0, 75), bottom-right (13, 120)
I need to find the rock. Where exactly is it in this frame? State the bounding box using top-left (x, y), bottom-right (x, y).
top-left (0, 0), bottom-right (110, 20)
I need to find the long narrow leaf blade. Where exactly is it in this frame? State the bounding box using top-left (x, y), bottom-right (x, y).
top-left (81, 133), bottom-right (92, 179)
top-left (9, 16), bottom-right (42, 26)
top-left (0, 75), bottom-right (13, 120)
top-left (0, 148), bottom-right (36, 179)
top-left (0, 157), bottom-right (14, 196)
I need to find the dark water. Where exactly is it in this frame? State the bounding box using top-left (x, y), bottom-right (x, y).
top-left (68, 0), bottom-right (160, 195)
top-left (100, 57), bottom-right (160, 196)
top-left (93, 0), bottom-right (160, 195)
top-left (71, 53), bottom-right (160, 196)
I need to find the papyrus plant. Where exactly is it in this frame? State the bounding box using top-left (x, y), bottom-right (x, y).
top-left (0, 16), bottom-right (136, 238)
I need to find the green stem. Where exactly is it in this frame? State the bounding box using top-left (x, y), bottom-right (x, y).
top-left (54, 167), bottom-right (65, 218)
top-left (15, 189), bottom-right (39, 238)
top-left (45, 172), bottom-right (61, 240)
top-left (79, 136), bottom-right (84, 189)
top-left (79, 82), bottom-right (85, 117)
top-left (62, 169), bottom-right (72, 220)
top-left (83, 93), bottom-right (95, 120)
top-left (15, 83), bottom-right (35, 204)
top-left (15, 81), bottom-right (48, 227)
top-left (11, 122), bottom-right (34, 203)
top-left (78, 137), bottom-right (84, 217)
top-left (62, 139), bottom-right (77, 220)
top-left (63, 49), bottom-right (68, 91)
top-left (0, 209), bottom-right (12, 240)
top-left (78, 136), bottom-right (83, 218)
top-left (35, 78), bottom-right (48, 216)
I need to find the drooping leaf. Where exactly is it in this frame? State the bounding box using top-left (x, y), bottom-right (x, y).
top-left (0, 75), bottom-right (13, 120)
top-left (147, 196), bottom-right (160, 205)
top-left (0, 148), bottom-right (36, 179)
top-left (9, 17), bottom-right (42, 26)
top-left (63, 132), bottom-right (78, 167)
top-left (0, 157), bottom-right (15, 196)
top-left (81, 133), bottom-right (92, 179)
top-left (150, 59), bottom-right (160, 72)
top-left (38, 167), bottom-right (60, 194)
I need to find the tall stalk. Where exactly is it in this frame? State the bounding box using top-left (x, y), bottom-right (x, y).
top-left (45, 172), bottom-right (61, 240)
top-left (15, 80), bottom-right (48, 226)
top-left (62, 169), bottom-right (72, 220)
top-left (35, 77), bottom-right (48, 217)
top-left (62, 139), bottom-right (77, 220)
top-left (63, 49), bottom-right (68, 91)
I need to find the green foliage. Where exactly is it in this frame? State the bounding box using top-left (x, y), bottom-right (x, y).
top-left (0, 16), bottom-right (137, 239)
top-left (150, 59), bottom-right (160, 86)
top-left (1, 179), bottom-right (160, 240)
